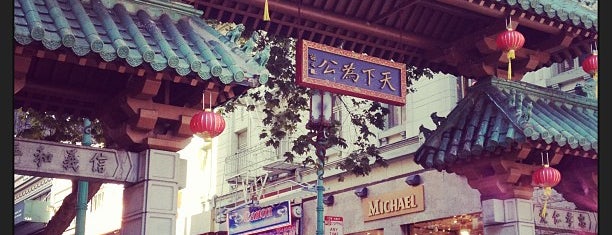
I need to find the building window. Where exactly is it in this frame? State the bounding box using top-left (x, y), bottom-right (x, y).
top-left (456, 76), bottom-right (474, 101)
top-left (332, 96), bottom-right (343, 138)
top-left (89, 192), bottom-right (104, 212)
top-left (277, 135), bottom-right (294, 159)
top-left (556, 58), bottom-right (576, 74)
top-left (236, 130), bottom-right (248, 152)
top-left (385, 104), bottom-right (405, 130)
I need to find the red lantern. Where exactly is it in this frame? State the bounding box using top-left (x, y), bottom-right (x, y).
top-left (532, 164), bottom-right (561, 187)
top-left (532, 164), bottom-right (561, 218)
top-left (582, 52), bottom-right (598, 98)
top-left (582, 52), bottom-right (598, 76)
top-left (496, 28), bottom-right (525, 81)
top-left (190, 110), bottom-right (226, 141)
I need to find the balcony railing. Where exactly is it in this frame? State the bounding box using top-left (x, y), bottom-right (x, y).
top-left (223, 143), bottom-right (278, 183)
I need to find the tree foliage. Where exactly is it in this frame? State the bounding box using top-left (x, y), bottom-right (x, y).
top-left (220, 26), bottom-right (433, 177)
top-left (14, 107), bottom-right (104, 145)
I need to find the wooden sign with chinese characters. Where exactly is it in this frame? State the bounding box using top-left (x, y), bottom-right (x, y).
top-left (14, 138), bottom-right (139, 183)
top-left (361, 185), bottom-right (425, 221)
top-left (297, 39), bottom-right (407, 105)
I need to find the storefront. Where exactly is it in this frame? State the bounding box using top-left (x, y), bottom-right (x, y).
top-left (226, 200), bottom-right (302, 235)
top-left (299, 170), bottom-right (483, 235)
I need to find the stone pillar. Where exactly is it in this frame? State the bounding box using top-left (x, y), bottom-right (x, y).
top-left (482, 198), bottom-right (535, 235)
top-left (121, 149), bottom-right (187, 235)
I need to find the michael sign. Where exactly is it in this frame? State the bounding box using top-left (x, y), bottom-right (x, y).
top-left (362, 185), bottom-right (424, 221)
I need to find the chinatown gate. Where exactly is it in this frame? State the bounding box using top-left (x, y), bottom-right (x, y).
top-left (14, 0), bottom-right (598, 235)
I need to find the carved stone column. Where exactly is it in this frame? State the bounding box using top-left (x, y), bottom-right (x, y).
top-left (451, 157), bottom-right (541, 235)
top-left (481, 198), bottom-right (536, 235)
top-left (121, 149), bottom-right (187, 235)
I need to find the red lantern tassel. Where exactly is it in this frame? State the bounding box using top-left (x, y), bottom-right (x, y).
top-left (540, 186), bottom-right (552, 218)
top-left (594, 72), bottom-right (598, 99)
top-left (507, 49), bottom-right (515, 81)
top-left (263, 0), bottom-right (270, 21)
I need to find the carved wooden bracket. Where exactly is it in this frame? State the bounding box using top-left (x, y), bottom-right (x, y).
top-left (99, 92), bottom-right (204, 152)
top-left (554, 157), bottom-right (598, 212)
top-left (425, 17), bottom-right (559, 80)
top-left (14, 54), bottom-right (32, 94)
top-left (450, 155), bottom-right (540, 200)
top-left (107, 79), bottom-right (235, 151)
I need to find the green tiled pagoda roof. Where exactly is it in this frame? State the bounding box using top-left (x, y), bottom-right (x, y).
top-left (414, 78), bottom-right (598, 171)
top-left (14, 0), bottom-right (270, 85)
top-left (497, 0), bottom-right (598, 30)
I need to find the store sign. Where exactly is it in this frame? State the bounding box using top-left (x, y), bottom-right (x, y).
top-left (258, 220), bottom-right (300, 235)
top-left (324, 216), bottom-right (343, 235)
top-left (297, 39), bottom-right (407, 106)
top-left (361, 185), bottom-right (425, 221)
top-left (534, 205), bottom-right (598, 233)
top-left (14, 200), bottom-right (51, 225)
top-left (228, 201), bottom-right (292, 235)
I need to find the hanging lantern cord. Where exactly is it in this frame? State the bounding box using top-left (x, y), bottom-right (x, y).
top-left (506, 18), bottom-right (513, 81)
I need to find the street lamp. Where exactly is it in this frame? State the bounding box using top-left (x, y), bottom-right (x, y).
top-left (306, 90), bottom-right (335, 235)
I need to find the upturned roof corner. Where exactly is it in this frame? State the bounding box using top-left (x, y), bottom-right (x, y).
top-left (414, 77), bottom-right (597, 171)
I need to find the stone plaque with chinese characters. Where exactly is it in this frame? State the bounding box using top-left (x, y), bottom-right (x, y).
top-left (297, 39), bottom-right (407, 105)
top-left (14, 138), bottom-right (138, 183)
top-left (534, 205), bottom-right (597, 234)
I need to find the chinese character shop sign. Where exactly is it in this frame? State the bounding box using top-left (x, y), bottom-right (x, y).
top-left (14, 138), bottom-right (138, 183)
top-left (297, 39), bottom-right (407, 105)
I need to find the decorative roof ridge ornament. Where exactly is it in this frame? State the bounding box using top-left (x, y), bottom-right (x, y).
top-left (485, 78), bottom-right (598, 108)
top-left (99, 0), bottom-right (203, 21)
